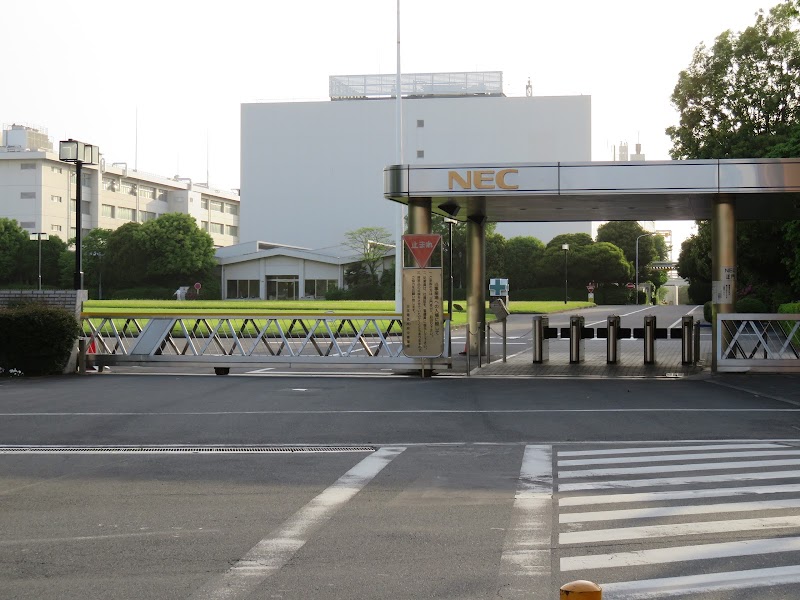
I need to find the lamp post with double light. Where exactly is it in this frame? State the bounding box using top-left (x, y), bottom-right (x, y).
top-left (562, 243), bottom-right (569, 304)
top-left (443, 217), bottom-right (457, 360)
top-left (29, 232), bottom-right (49, 290)
top-left (59, 139), bottom-right (99, 290)
top-left (635, 232), bottom-right (654, 305)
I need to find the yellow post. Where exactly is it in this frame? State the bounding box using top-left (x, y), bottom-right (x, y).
top-left (560, 580), bottom-right (602, 599)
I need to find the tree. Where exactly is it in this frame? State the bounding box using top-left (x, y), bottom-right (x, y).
top-left (0, 218), bottom-right (28, 284)
top-left (80, 228), bottom-right (112, 298)
top-left (137, 213), bottom-right (217, 285)
top-left (666, 1), bottom-right (800, 160)
top-left (546, 232), bottom-right (593, 250)
top-left (343, 226), bottom-right (394, 283)
top-left (596, 221), bottom-right (666, 287)
top-left (504, 236), bottom-right (545, 290)
top-left (102, 222), bottom-right (149, 290)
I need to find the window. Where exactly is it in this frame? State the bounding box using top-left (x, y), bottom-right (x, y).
top-left (103, 177), bottom-right (117, 191)
top-left (417, 150), bottom-right (424, 159)
top-left (102, 204), bottom-right (115, 218)
top-left (51, 195), bottom-right (63, 203)
top-left (227, 279), bottom-right (260, 299)
top-left (200, 198), bottom-right (209, 209)
top-left (139, 185), bottom-right (155, 200)
top-left (20, 163), bottom-right (36, 170)
top-left (225, 224), bottom-right (238, 236)
top-left (417, 119), bottom-right (424, 128)
top-left (20, 192), bottom-right (36, 199)
top-left (266, 275), bottom-right (299, 300)
top-left (224, 203), bottom-right (239, 215)
top-left (200, 221), bottom-right (209, 231)
top-left (81, 173), bottom-right (91, 187)
top-left (210, 222), bottom-right (224, 234)
top-left (210, 200), bottom-right (224, 212)
top-left (121, 181), bottom-right (137, 195)
top-left (51, 224), bottom-right (62, 232)
top-left (51, 166), bottom-right (63, 174)
top-left (139, 211), bottom-right (156, 222)
top-left (305, 279), bottom-right (338, 299)
top-left (157, 189), bottom-right (168, 202)
top-left (117, 207), bottom-right (136, 221)
top-left (73, 200), bottom-right (89, 214)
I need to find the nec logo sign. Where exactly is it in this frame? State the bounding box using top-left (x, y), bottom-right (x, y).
top-left (448, 169), bottom-right (519, 191)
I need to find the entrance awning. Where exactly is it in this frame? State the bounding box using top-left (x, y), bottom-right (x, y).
top-left (384, 159), bottom-right (800, 222)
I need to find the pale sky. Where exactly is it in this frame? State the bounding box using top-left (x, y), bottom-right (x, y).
top-left (4, 0), bottom-right (787, 252)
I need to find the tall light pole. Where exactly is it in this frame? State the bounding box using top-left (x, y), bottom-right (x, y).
top-left (59, 139), bottom-right (99, 290)
top-left (562, 243), bottom-right (569, 304)
top-left (444, 217), bottom-right (457, 359)
top-left (29, 232), bottom-right (49, 290)
top-left (635, 232), bottom-right (654, 305)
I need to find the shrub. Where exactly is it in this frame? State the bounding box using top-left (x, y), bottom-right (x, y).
top-left (0, 304), bottom-right (80, 376)
top-left (735, 296), bottom-right (769, 313)
top-left (689, 280), bottom-right (712, 304)
top-left (778, 302), bottom-right (800, 314)
top-left (324, 287), bottom-right (348, 301)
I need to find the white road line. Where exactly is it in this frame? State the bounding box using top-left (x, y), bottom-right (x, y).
top-left (558, 443), bottom-right (787, 457)
top-left (559, 515), bottom-right (800, 545)
top-left (246, 368), bottom-right (274, 373)
top-left (600, 565), bottom-right (800, 599)
top-left (559, 458), bottom-right (800, 478)
top-left (498, 445), bottom-right (553, 600)
top-left (586, 305), bottom-right (656, 326)
top-left (0, 529), bottom-right (218, 545)
top-left (560, 498), bottom-right (800, 523)
top-left (561, 536), bottom-right (800, 571)
top-left (558, 449), bottom-right (800, 466)
top-left (188, 446), bottom-right (405, 600)
top-left (558, 469), bottom-right (800, 492)
top-left (559, 483), bottom-right (800, 506)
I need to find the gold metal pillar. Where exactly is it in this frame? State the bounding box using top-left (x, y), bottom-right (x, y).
top-left (711, 194), bottom-right (736, 371)
top-left (466, 216), bottom-right (486, 356)
top-left (408, 198), bottom-right (432, 234)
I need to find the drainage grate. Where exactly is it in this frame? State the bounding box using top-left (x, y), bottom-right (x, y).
top-left (0, 445), bottom-right (376, 454)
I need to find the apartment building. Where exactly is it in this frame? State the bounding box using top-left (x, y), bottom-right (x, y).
top-left (0, 124), bottom-right (240, 247)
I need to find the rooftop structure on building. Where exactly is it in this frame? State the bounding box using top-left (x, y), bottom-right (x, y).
top-left (329, 71), bottom-right (504, 100)
top-left (0, 124), bottom-right (240, 247)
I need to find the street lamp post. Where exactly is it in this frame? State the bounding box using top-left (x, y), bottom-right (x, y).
top-left (29, 232), bottom-right (49, 290)
top-left (562, 243), bottom-right (570, 304)
top-left (635, 232), bottom-right (655, 305)
top-left (444, 217), bottom-right (457, 360)
top-left (59, 140), bottom-right (99, 290)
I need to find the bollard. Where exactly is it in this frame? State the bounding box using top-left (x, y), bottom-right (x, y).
top-left (532, 315), bottom-right (549, 363)
top-left (644, 315), bottom-right (656, 364)
top-left (607, 315), bottom-right (621, 364)
top-left (681, 315), bottom-right (694, 365)
top-left (486, 322), bottom-right (491, 365)
top-left (465, 324), bottom-right (471, 375)
top-left (502, 319), bottom-right (507, 363)
top-left (560, 580), bottom-right (602, 599)
top-left (569, 315), bottom-right (585, 364)
top-left (78, 338), bottom-right (86, 375)
top-left (693, 319), bottom-right (701, 365)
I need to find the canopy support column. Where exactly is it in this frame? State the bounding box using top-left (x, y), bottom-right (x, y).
top-left (408, 198), bottom-right (432, 234)
top-left (711, 194), bottom-right (737, 372)
top-left (466, 216), bottom-right (486, 357)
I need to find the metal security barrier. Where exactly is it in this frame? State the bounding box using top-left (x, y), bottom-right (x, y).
top-left (532, 315), bottom-right (549, 364)
top-left (606, 315), bottom-right (621, 364)
top-left (643, 315), bottom-right (656, 364)
top-left (716, 313), bottom-right (800, 372)
top-left (81, 313), bottom-right (451, 371)
top-left (569, 315), bottom-right (585, 364)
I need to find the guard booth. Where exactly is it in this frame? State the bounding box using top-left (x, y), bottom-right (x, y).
top-left (385, 159), bottom-right (800, 371)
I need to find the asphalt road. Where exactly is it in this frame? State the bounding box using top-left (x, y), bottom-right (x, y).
top-left (1, 369), bottom-right (799, 599)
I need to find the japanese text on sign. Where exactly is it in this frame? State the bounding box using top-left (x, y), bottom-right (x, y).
top-left (402, 268), bottom-right (444, 358)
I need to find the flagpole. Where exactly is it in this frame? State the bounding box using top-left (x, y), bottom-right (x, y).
top-left (394, 0), bottom-right (404, 312)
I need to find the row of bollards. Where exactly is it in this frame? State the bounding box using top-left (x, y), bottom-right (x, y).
top-left (533, 314), bottom-right (701, 366)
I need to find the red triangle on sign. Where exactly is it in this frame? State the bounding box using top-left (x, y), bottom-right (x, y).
top-left (403, 234), bottom-right (441, 268)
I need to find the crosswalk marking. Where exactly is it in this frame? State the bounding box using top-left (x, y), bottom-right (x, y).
top-left (558, 449), bottom-right (800, 466)
top-left (559, 483), bottom-right (800, 506)
top-left (557, 443), bottom-right (787, 457)
top-left (559, 468), bottom-right (800, 491)
top-left (600, 565), bottom-right (800, 599)
top-left (560, 498), bottom-right (800, 523)
top-left (561, 536), bottom-right (800, 571)
top-left (556, 442), bottom-right (800, 598)
top-left (559, 458), bottom-right (800, 478)
top-left (498, 445), bottom-right (553, 600)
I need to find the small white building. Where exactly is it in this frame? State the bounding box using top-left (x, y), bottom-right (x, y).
top-left (0, 123), bottom-right (240, 247)
top-left (216, 241), bottom-right (395, 300)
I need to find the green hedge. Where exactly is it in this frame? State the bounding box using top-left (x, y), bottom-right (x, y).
top-left (0, 304), bottom-right (80, 376)
top-left (778, 302), bottom-right (800, 314)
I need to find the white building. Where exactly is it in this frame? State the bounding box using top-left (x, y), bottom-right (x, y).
top-left (0, 124), bottom-right (240, 247)
top-left (240, 71), bottom-right (592, 248)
